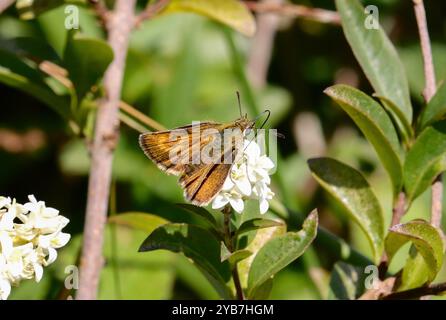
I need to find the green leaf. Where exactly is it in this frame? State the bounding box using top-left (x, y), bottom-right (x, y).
top-left (163, 0), bottom-right (256, 37)
top-left (247, 210), bottom-right (318, 297)
top-left (139, 223), bottom-right (232, 299)
top-left (328, 262), bottom-right (366, 300)
top-left (220, 243), bottom-right (252, 265)
top-left (16, 0), bottom-right (66, 20)
top-left (335, 0), bottom-right (412, 125)
top-left (108, 212), bottom-right (168, 234)
top-left (418, 82), bottom-right (446, 130)
top-left (235, 218), bottom-right (284, 238)
top-left (176, 203), bottom-right (218, 228)
top-left (399, 246), bottom-right (431, 291)
top-left (249, 278), bottom-right (273, 300)
top-left (374, 94), bottom-right (414, 143)
top-left (404, 120), bottom-right (446, 203)
top-left (308, 157), bottom-right (384, 263)
top-left (325, 84), bottom-right (403, 195)
top-left (0, 37), bottom-right (61, 63)
top-left (385, 219), bottom-right (445, 282)
top-left (63, 32), bottom-right (114, 103)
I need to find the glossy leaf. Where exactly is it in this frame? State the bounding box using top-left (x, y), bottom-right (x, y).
top-left (63, 32), bottom-right (114, 103)
top-left (308, 157), bottom-right (384, 263)
top-left (328, 262), bottom-right (366, 300)
top-left (235, 218), bottom-right (284, 238)
top-left (247, 210), bottom-right (318, 296)
top-left (139, 223), bottom-right (232, 299)
top-left (418, 82), bottom-right (446, 130)
top-left (163, 0), bottom-right (256, 37)
top-left (108, 212), bottom-right (168, 234)
top-left (325, 84), bottom-right (403, 195)
top-left (404, 120), bottom-right (446, 203)
top-left (176, 203), bottom-right (218, 228)
top-left (385, 219), bottom-right (445, 282)
top-left (335, 0), bottom-right (412, 125)
top-left (399, 247), bottom-right (431, 291)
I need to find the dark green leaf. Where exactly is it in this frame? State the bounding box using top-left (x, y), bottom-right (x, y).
top-left (0, 50), bottom-right (70, 119)
top-left (308, 157), bottom-right (384, 263)
top-left (176, 203), bottom-right (218, 228)
top-left (328, 262), bottom-right (366, 300)
top-left (385, 219), bottom-right (445, 282)
top-left (247, 210), bottom-right (318, 296)
top-left (404, 120), bottom-right (446, 203)
top-left (235, 218), bottom-right (283, 238)
top-left (139, 223), bottom-right (232, 299)
top-left (335, 0), bottom-right (412, 125)
top-left (325, 84), bottom-right (403, 195)
top-left (418, 82), bottom-right (446, 130)
top-left (63, 32), bottom-right (113, 103)
top-left (108, 212), bottom-right (168, 234)
top-left (164, 0), bottom-right (256, 37)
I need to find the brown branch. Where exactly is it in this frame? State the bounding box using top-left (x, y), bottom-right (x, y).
top-left (381, 282), bottom-right (446, 300)
top-left (0, 0), bottom-right (14, 14)
top-left (247, 0), bottom-right (283, 88)
top-left (119, 101), bottom-right (166, 132)
top-left (413, 0), bottom-right (442, 228)
top-left (244, 1), bottom-right (340, 25)
top-left (391, 192), bottom-right (407, 227)
top-left (76, 0), bottom-right (137, 300)
top-left (134, 0), bottom-right (170, 28)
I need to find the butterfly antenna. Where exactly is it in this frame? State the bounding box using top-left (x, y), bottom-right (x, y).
top-left (236, 91), bottom-right (243, 118)
top-left (254, 109), bottom-right (271, 130)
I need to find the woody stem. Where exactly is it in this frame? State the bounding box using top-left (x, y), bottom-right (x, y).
top-left (222, 206), bottom-right (245, 300)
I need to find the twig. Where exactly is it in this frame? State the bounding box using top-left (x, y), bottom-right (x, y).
top-left (222, 206), bottom-right (245, 300)
top-left (134, 0), bottom-right (170, 28)
top-left (0, 0), bottom-right (14, 14)
top-left (119, 101), bottom-right (166, 131)
top-left (88, 0), bottom-right (110, 28)
top-left (76, 0), bottom-right (137, 300)
top-left (381, 282), bottom-right (446, 300)
top-left (247, 0), bottom-right (283, 88)
top-left (413, 0), bottom-right (442, 228)
top-left (244, 1), bottom-right (340, 25)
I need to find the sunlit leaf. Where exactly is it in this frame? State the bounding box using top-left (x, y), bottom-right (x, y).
top-left (336, 0), bottom-right (412, 127)
top-left (163, 0), bottom-right (256, 37)
top-left (247, 210), bottom-right (318, 297)
top-left (308, 157), bottom-right (384, 263)
top-left (235, 218), bottom-right (284, 238)
top-left (325, 84), bottom-right (403, 195)
top-left (385, 219), bottom-right (445, 283)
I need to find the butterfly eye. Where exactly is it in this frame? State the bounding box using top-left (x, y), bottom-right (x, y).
top-left (244, 128), bottom-right (252, 137)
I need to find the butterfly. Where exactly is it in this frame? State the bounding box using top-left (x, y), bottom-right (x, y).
top-left (139, 93), bottom-right (269, 207)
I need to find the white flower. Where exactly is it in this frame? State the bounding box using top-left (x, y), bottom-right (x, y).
top-left (0, 195), bottom-right (70, 300)
top-left (212, 139), bottom-right (275, 214)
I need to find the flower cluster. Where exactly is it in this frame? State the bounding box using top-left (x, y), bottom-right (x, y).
top-left (0, 195), bottom-right (70, 300)
top-left (212, 139), bottom-right (275, 214)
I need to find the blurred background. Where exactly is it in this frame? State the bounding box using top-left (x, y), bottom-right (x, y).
top-left (1, 0), bottom-right (446, 299)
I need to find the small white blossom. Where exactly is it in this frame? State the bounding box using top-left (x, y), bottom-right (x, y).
top-left (0, 195), bottom-right (70, 300)
top-left (212, 139), bottom-right (275, 214)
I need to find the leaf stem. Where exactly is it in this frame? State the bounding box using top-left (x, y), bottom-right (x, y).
top-left (222, 206), bottom-right (245, 300)
top-left (413, 0), bottom-right (442, 228)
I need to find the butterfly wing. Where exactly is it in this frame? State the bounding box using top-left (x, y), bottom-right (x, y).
top-left (139, 122), bottom-right (219, 175)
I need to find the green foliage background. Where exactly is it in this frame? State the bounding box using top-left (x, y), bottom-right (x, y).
top-left (1, 0), bottom-right (446, 299)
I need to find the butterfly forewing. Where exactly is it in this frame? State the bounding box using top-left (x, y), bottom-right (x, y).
top-left (139, 118), bottom-right (252, 206)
